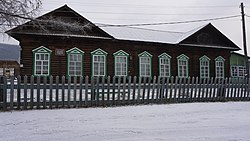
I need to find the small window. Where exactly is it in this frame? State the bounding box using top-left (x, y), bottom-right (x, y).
top-left (138, 51), bottom-right (152, 77)
top-left (200, 55), bottom-right (210, 78)
top-left (32, 46), bottom-right (52, 76)
top-left (66, 47), bottom-right (84, 76)
top-left (215, 56), bottom-right (225, 78)
top-left (158, 53), bottom-right (171, 77)
top-left (113, 50), bottom-right (129, 77)
top-left (91, 48), bottom-right (108, 77)
top-left (231, 66), bottom-right (238, 77)
top-left (177, 54), bottom-right (189, 78)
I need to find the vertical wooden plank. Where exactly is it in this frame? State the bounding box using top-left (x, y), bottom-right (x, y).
top-left (17, 75), bottom-right (21, 110)
top-left (107, 76), bottom-right (110, 106)
top-left (223, 78), bottom-right (228, 101)
top-left (151, 76), bottom-right (156, 102)
top-left (185, 77), bottom-right (190, 102)
top-left (243, 78), bottom-right (248, 101)
top-left (49, 76), bottom-right (53, 109)
top-left (160, 77), bottom-right (165, 102)
top-left (197, 78), bottom-right (201, 101)
top-left (226, 78), bottom-right (231, 100)
top-left (30, 76), bottom-right (34, 109)
top-left (73, 76), bottom-right (77, 107)
top-left (142, 77), bottom-right (147, 103)
top-left (37, 76), bottom-right (41, 109)
top-left (236, 78), bottom-right (240, 100)
top-left (205, 78), bottom-right (210, 101)
top-left (9, 76), bottom-right (14, 110)
top-left (122, 76), bottom-right (126, 105)
top-left (43, 76), bottom-right (47, 109)
top-left (173, 76), bottom-right (178, 103)
top-left (177, 77), bottom-right (182, 102)
top-left (208, 77), bottom-right (214, 101)
top-left (156, 76), bottom-right (161, 102)
top-left (23, 76), bottom-right (28, 110)
top-left (91, 76), bottom-right (94, 106)
top-left (147, 77), bottom-right (151, 104)
top-left (127, 76), bottom-right (131, 104)
top-left (132, 76), bottom-right (137, 104)
top-left (193, 77), bottom-right (199, 101)
top-left (85, 76), bottom-right (89, 107)
top-left (169, 76), bottom-right (174, 103)
top-left (61, 76), bottom-right (65, 108)
top-left (112, 76), bottom-right (116, 105)
top-left (56, 76), bottom-right (59, 108)
top-left (96, 77), bottom-right (100, 106)
top-left (201, 78), bottom-right (206, 101)
top-left (189, 77), bottom-right (194, 102)
top-left (102, 76), bottom-right (105, 106)
top-left (117, 77), bottom-right (121, 105)
top-left (182, 77), bottom-right (187, 102)
top-left (248, 78), bottom-right (250, 100)
top-left (79, 76), bottom-right (83, 107)
top-left (211, 78), bottom-right (217, 101)
top-left (67, 76), bottom-right (71, 108)
top-left (2, 76), bottom-right (7, 111)
top-left (137, 77), bottom-right (142, 103)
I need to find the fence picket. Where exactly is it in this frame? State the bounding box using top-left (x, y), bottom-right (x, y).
top-left (173, 76), bottom-right (178, 102)
top-left (91, 77), bottom-right (94, 106)
top-left (169, 76), bottom-right (174, 102)
top-left (56, 76), bottom-right (59, 108)
top-left (137, 77), bottom-right (142, 103)
top-left (96, 77), bottom-right (100, 106)
top-left (62, 76), bottom-right (65, 108)
top-left (36, 76), bottom-right (41, 109)
top-left (132, 76), bottom-right (137, 104)
top-left (122, 77), bottom-right (126, 105)
top-left (17, 76), bottom-right (21, 110)
top-left (147, 77), bottom-right (151, 104)
top-left (49, 76), bottom-right (53, 109)
top-left (102, 76), bottom-right (105, 106)
top-left (127, 76), bottom-right (131, 104)
top-left (9, 76), bottom-right (14, 110)
top-left (151, 76), bottom-right (156, 102)
top-left (107, 76), bottom-right (110, 105)
top-left (142, 77), bottom-right (147, 103)
top-left (156, 77), bottom-right (161, 102)
top-left (112, 76), bottom-right (116, 105)
top-left (43, 76), bottom-right (47, 109)
top-left (23, 76), bottom-right (28, 110)
top-left (30, 76), bottom-right (34, 109)
top-left (73, 76), bottom-right (77, 107)
top-left (85, 76), bottom-right (89, 107)
top-left (67, 76), bottom-right (71, 108)
top-left (117, 77), bottom-right (121, 105)
top-left (79, 76), bottom-right (83, 107)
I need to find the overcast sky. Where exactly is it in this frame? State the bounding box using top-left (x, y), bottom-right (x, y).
top-left (1, 0), bottom-right (250, 54)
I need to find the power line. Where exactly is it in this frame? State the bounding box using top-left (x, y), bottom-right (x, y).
top-left (96, 15), bottom-right (241, 27)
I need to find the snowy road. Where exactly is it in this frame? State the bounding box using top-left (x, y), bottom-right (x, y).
top-left (0, 102), bottom-right (250, 141)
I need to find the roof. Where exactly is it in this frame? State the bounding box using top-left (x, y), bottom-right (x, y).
top-left (6, 5), bottom-right (240, 51)
top-left (0, 43), bottom-right (20, 63)
top-left (101, 27), bottom-right (184, 44)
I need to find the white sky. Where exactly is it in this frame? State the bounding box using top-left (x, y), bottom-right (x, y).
top-left (1, 0), bottom-right (250, 54)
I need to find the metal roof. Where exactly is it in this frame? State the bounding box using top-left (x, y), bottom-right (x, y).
top-left (0, 43), bottom-right (20, 63)
top-left (100, 27), bottom-right (184, 44)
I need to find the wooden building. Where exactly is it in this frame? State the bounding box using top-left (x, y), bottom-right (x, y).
top-left (230, 52), bottom-right (250, 78)
top-left (0, 43), bottom-right (20, 78)
top-left (6, 5), bottom-right (240, 78)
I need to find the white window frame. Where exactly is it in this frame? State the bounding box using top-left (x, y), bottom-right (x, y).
top-left (158, 53), bottom-right (171, 77)
top-left (32, 46), bottom-right (52, 76)
top-left (177, 54), bottom-right (189, 78)
top-left (66, 47), bottom-right (84, 76)
top-left (138, 51), bottom-right (152, 77)
top-left (113, 50), bottom-right (129, 77)
top-left (91, 48), bottom-right (108, 77)
top-left (215, 56), bottom-right (225, 78)
top-left (199, 55), bottom-right (210, 78)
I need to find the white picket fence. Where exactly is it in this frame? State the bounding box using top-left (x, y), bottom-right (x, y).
top-left (0, 76), bottom-right (250, 111)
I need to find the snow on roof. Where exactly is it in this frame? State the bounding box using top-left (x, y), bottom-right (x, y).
top-left (0, 43), bottom-right (20, 63)
top-left (100, 26), bottom-right (184, 44)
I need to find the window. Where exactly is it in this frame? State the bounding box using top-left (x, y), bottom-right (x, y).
top-left (177, 54), bottom-right (189, 78)
top-left (32, 46), bottom-right (52, 76)
top-left (113, 50), bottom-right (129, 76)
top-left (138, 51), bottom-right (152, 77)
top-left (199, 55), bottom-right (210, 78)
top-left (91, 48), bottom-right (107, 77)
top-left (215, 56), bottom-right (225, 78)
top-left (66, 47), bottom-right (84, 76)
top-left (231, 66), bottom-right (247, 77)
top-left (158, 53), bottom-right (171, 77)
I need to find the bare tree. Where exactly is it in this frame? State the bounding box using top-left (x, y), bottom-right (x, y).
top-left (0, 0), bottom-right (42, 31)
top-left (0, 0), bottom-right (91, 34)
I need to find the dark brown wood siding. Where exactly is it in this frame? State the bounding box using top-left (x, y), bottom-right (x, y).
top-left (19, 34), bottom-right (231, 77)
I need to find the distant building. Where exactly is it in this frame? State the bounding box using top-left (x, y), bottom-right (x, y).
top-left (0, 43), bottom-right (20, 78)
top-left (6, 5), bottom-right (240, 78)
top-left (230, 52), bottom-right (250, 78)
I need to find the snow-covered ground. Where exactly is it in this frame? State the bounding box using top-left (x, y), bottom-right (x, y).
top-left (0, 102), bottom-right (250, 141)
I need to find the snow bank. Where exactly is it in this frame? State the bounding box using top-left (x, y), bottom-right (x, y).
top-left (0, 102), bottom-right (250, 141)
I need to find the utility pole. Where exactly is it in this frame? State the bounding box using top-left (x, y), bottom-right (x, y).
top-left (240, 2), bottom-right (249, 78)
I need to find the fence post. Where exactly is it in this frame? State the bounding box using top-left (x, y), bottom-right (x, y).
top-left (0, 76), bottom-right (3, 103)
